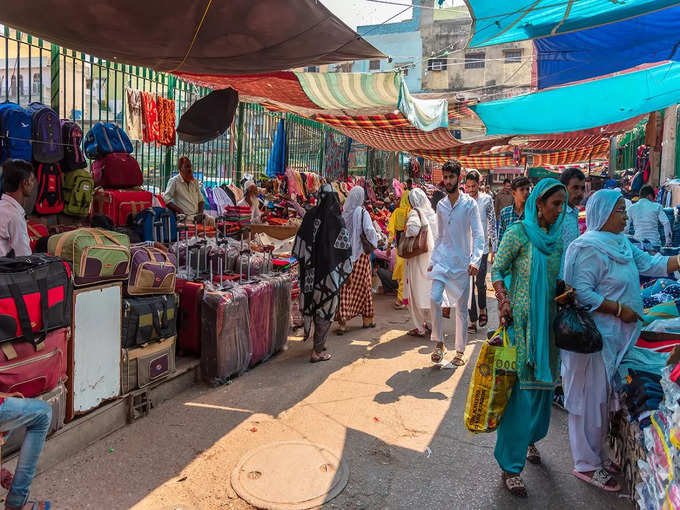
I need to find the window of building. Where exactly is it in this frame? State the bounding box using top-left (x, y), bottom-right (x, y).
top-left (304, 66), bottom-right (319, 73)
top-left (369, 60), bottom-right (381, 71)
top-left (504, 50), bottom-right (522, 63)
top-left (32, 72), bottom-right (40, 94)
top-left (465, 53), bottom-right (485, 69)
top-left (427, 58), bottom-right (448, 71)
top-left (394, 63), bottom-right (409, 76)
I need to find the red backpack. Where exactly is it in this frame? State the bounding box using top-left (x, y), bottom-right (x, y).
top-left (34, 162), bottom-right (64, 215)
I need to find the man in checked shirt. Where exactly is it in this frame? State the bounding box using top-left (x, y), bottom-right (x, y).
top-left (464, 170), bottom-right (497, 332)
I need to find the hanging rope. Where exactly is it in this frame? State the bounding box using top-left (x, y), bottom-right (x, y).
top-left (168, 0), bottom-right (214, 73)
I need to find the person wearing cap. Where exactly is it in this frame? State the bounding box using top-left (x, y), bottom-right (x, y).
top-left (238, 180), bottom-right (262, 224)
top-left (163, 156), bottom-right (213, 225)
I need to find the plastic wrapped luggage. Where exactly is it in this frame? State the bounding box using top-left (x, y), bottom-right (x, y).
top-left (121, 294), bottom-right (177, 348)
top-left (175, 278), bottom-right (203, 355)
top-left (262, 274), bottom-right (292, 355)
top-left (237, 253), bottom-right (265, 277)
top-left (121, 336), bottom-right (176, 394)
top-left (201, 287), bottom-right (251, 384)
top-left (243, 280), bottom-right (274, 367)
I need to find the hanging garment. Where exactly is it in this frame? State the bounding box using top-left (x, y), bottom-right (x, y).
top-left (141, 92), bottom-right (160, 143)
top-left (125, 88), bottom-right (143, 141)
top-left (156, 96), bottom-right (176, 147)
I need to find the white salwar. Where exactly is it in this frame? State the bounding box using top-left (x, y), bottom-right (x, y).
top-left (403, 189), bottom-right (438, 334)
top-left (428, 192), bottom-right (484, 352)
top-left (562, 189), bottom-right (669, 472)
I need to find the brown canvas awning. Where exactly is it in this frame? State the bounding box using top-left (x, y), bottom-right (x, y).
top-left (0, 0), bottom-right (384, 74)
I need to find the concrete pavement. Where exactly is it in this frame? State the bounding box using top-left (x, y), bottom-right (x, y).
top-left (26, 295), bottom-right (630, 509)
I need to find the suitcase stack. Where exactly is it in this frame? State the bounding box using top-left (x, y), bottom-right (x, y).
top-left (0, 255), bottom-right (72, 447)
top-left (87, 122), bottom-right (153, 227)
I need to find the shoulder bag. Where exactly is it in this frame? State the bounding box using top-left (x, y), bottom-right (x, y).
top-left (360, 208), bottom-right (375, 254)
top-left (398, 209), bottom-right (429, 259)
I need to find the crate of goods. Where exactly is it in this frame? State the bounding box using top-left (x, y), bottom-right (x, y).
top-left (121, 336), bottom-right (176, 394)
top-left (3, 382), bottom-right (67, 455)
top-left (92, 189), bottom-right (153, 227)
top-left (122, 294), bottom-right (177, 348)
top-left (126, 245), bottom-right (177, 296)
top-left (0, 254), bottom-right (72, 346)
top-left (201, 288), bottom-right (251, 384)
top-left (68, 282), bottom-right (122, 421)
top-left (48, 227), bottom-right (130, 287)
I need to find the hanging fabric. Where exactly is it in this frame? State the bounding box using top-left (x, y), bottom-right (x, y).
top-left (141, 91), bottom-right (160, 143)
top-left (266, 119), bottom-right (286, 178)
top-left (156, 96), bottom-right (176, 147)
top-left (125, 88), bottom-right (143, 141)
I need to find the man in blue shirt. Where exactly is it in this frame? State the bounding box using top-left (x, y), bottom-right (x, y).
top-left (497, 177), bottom-right (530, 243)
top-left (559, 168), bottom-right (586, 277)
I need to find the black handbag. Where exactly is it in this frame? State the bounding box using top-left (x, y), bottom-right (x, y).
top-left (553, 303), bottom-right (603, 353)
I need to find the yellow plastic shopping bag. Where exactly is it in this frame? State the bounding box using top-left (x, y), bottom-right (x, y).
top-left (464, 326), bottom-right (517, 433)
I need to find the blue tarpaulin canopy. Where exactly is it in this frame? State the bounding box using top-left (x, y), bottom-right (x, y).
top-left (535, 5), bottom-right (680, 89)
top-left (465, 0), bottom-right (680, 48)
top-left (471, 62), bottom-right (680, 135)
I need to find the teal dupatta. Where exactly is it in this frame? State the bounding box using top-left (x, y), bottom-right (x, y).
top-left (521, 178), bottom-right (566, 384)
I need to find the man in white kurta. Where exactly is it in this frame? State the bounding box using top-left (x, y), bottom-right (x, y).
top-left (428, 160), bottom-right (484, 366)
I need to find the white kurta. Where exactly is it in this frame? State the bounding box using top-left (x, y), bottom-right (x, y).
top-left (427, 193), bottom-right (484, 301)
top-left (403, 207), bottom-right (437, 311)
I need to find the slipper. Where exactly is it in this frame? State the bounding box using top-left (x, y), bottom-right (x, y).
top-left (603, 459), bottom-right (621, 474)
top-left (573, 469), bottom-right (621, 492)
top-left (310, 352), bottom-right (332, 363)
top-left (431, 347), bottom-right (445, 364)
top-left (407, 328), bottom-right (426, 337)
top-left (1, 467), bottom-right (14, 489)
top-left (479, 313), bottom-right (488, 328)
top-left (502, 473), bottom-right (527, 498)
top-left (526, 444), bottom-right (541, 465)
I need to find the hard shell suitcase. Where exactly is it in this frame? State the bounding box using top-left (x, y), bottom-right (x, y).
top-left (126, 245), bottom-right (176, 296)
top-left (92, 188), bottom-right (153, 227)
top-left (243, 280), bottom-right (274, 367)
top-left (0, 254), bottom-right (72, 346)
top-left (134, 207), bottom-right (177, 243)
top-left (121, 336), bottom-right (176, 394)
top-left (91, 153), bottom-right (143, 188)
top-left (0, 326), bottom-right (68, 398)
top-left (201, 288), bottom-right (251, 384)
top-left (3, 382), bottom-right (67, 456)
top-left (175, 278), bottom-right (203, 355)
top-left (48, 227), bottom-right (130, 287)
top-left (262, 274), bottom-right (292, 355)
top-left (121, 294), bottom-right (177, 348)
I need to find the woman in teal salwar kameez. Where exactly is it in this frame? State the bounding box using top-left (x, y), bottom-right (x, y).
top-left (490, 178), bottom-right (567, 497)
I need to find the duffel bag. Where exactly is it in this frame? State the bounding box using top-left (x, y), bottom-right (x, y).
top-left (48, 227), bottom-right (130, 287)
top-left (134, 207), bottom-right (177, 243)
top-left (92, 188), bottom-right (152, 227)
top-left (0, 326), bottom-right (68, 397)
top-left (91, 153), bottom-right (143, 188)
top-left (0, 254), bottom-right (72, 346)
top-left (127, 245), bottom-right (176, 296)
top-left (122, 294), bottom-right (177, 348)
top-left (121, 336), bottom-right (176, 394)
top-left (84, 122), bottom-right (133, 159)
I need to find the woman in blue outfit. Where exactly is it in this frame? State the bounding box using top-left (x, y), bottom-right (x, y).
top-left (490, 178), bottom-right (567, 497)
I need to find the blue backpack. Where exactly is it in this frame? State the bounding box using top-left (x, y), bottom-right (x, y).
top-left (27, 103), bottom-right (63, 163)
top-left (0, 102), bottom-right (32, 164)
top-left (84, 122), bottom-right (133, 159)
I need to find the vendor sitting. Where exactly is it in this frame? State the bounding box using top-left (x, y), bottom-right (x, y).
top-left (238, 180), bottom-right (262, 224)
top-left (163, 156), bottom-right (214, 226)
top-left (0, 159), bottom-right (35, 257)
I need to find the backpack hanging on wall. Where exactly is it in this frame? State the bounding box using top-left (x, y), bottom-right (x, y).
top-left (62, 168), bottom-right (94, 217)
top-left (60, 120), bottom-right (86, 171)
top-left (34, 162), bottom-right (64, 215)
top-left (27, 103), bottom-right (63, 163)
top-left (0, 102), bottom-right (32, 164)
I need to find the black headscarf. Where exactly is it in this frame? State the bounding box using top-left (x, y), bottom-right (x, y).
top-left (293, 185), bottom-right (353, 330)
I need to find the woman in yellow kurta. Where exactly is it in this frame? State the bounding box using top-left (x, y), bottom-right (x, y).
top-left (387, 190), bottom-right (410, 309)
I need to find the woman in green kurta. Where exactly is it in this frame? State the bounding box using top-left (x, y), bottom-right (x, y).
top-left (490, 178), bottom-right (567, 497)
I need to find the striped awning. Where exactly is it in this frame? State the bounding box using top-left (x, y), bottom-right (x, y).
top-left (531, 142), bottom-right (609, 166)
top-left (314, 113), bottom-right (412, 129)
top-left (525, 136), bottom-right (607, 150)
top-left (294, 71), bottom-right (400, 110)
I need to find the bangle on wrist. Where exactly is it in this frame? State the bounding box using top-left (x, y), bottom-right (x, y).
top-left (616, 302), bottom-right (622, 318)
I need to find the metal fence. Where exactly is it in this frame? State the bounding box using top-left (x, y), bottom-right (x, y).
top-left (0, 27), bottom-right (403, 191)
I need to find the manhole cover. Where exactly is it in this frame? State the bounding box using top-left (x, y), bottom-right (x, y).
top-left (231, 440), bottom-right (349, 510)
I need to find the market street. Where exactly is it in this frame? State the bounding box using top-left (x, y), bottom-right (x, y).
top-left (29, 294), bottom-right (627, 510)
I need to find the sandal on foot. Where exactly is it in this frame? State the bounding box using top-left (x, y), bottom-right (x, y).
top-left (393, 303), bottom-right (407, 310)
top-left (467, 325), bottom-right (478, 333)
top-left (603, 459), bottom-right (621, 474)
top-left (479, 313), bottom-right (488, 328)
top-left (1, 467), bottom-right (14, 490)
top-left (441, 352), bottom-right (466, 369)
top-left (362, 323), bottom-right (376, 329)
top-left (336, 328), bottom-right (347, 336)
top-left (407, 328), bottom-right (426, 337)
top-left (502, 472), bottom-right (527, 498)
top-left (310, 352), bottom-right (332, 363)
top-left (431, 347), bottom-right (445, 364)
top-left (573, 468), bottom-right (621, 492)
top-left (526, 444), bottom-right (541, 465)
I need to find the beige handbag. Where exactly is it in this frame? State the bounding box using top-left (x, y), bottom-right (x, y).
top-left (398, 209), bottom-right (429, 259)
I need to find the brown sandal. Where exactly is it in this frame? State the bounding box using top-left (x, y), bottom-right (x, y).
top-left (502, 472), bottom-right (527, 498)
top-left (526, 444), bottom-right (541, 465)
top-left (407, 328), bottom-right (426, 337)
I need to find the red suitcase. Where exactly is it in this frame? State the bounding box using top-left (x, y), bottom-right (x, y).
top-left (175, 278), bottom-right (203, 355)
top-left (91, 153), bottom-right (143, 188)
top-left (0, 326), bottom-right (68, 397)
top-left (92, 188), bottom-right (152, 226)
top-left (243, 280), bottom-right (274, 367)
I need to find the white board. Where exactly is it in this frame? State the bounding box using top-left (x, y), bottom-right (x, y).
top-left (72, 283), bottom-right (121, 415)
